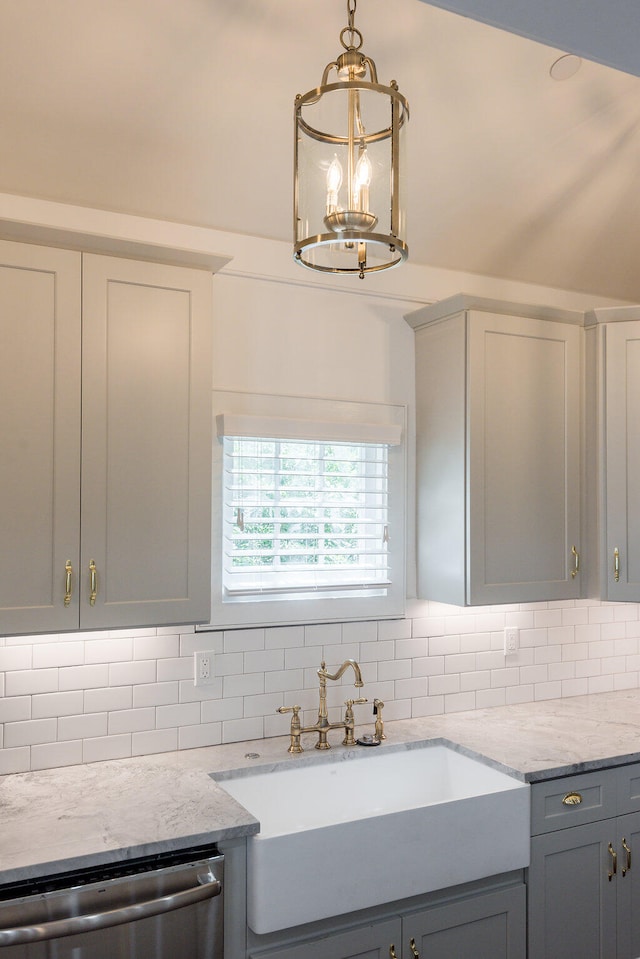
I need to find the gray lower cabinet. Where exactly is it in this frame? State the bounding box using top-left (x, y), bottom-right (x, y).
top-left (529, 765), bottom-right (640, 959)
top-left (247, 882), bottom-right (526, 959)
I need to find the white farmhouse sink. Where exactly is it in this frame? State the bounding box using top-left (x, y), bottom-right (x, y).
top-left (214, 742), bottom-right (530, 934)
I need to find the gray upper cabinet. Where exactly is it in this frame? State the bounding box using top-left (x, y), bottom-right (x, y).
top-left (0, 241), bottom-right (213, 635)
top-left (587, 310), bottom-right (640, 601)
top-left (406, 295), bottom-right (583, 606)
top-left (0, 241), bottom-right (82, 634)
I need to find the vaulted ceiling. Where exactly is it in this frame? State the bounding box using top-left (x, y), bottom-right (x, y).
top-left (1, 1), bottom-right (640, 300)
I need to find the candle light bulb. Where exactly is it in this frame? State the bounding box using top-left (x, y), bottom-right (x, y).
top-left (353, 149), bottom-right (372, 211)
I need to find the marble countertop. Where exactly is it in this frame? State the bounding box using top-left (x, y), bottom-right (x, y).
top-left (4, 688), bottom-right (640, 886)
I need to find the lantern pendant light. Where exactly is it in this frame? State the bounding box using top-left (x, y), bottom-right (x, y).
top-left (293, 0), bottom-right (409, 279)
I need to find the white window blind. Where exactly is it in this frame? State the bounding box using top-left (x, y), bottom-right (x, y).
top-left (219, 418), bottom-right (399, 599)
top-left (204, 393), bottom-right (406, 630)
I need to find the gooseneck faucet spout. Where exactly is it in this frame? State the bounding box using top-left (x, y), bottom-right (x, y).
top-left (313, 660), bottom-right (364, 750)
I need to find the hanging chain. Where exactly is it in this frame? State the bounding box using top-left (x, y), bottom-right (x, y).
top-left (341, 0), bottom-right (363, 50)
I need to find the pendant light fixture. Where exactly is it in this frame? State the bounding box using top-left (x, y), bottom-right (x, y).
top-left (293, 0), bottom-right (409, 279)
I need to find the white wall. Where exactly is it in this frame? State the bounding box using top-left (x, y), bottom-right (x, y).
top-left (0, 216), bottom-right (636, 774)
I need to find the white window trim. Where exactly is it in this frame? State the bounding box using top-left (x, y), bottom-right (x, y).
top-left (200, 390), bottom-right (407, 630)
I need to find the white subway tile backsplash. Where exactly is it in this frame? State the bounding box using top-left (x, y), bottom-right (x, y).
top-left (264, 669), bottom-right (304, 693)
top-left (32, 691), bottom-right (84, 719)
top-left (32, 642), bottom-right (84, 668)
top-left (156, 702), bottom-right (200, 729)
top-left (265, 626), bottom-right (304, 650)
top-left (5, 718), bottom-right (57, 747)
top-left (133, 682), bottom-right (180, 709)
top-left (0, 600), bottom-right (639, 772)
top-left (476, 688), bottom-right (507, 708)
top-left (59, 664), bottom-right (109, 691)
top-left (83, 734), bottom-right (132, 763)
top-left (178, 678), bottom-right (223, 703)
top-left (157, 657), bottom-right (194, 682)
top-left (444, 691), bottom-right (476, 713)
top-left (342, 621), bottom-right (377, 644)
top-left (377, 659), bottom-right (411, 681)
top-left (0, 746), bottom-right (30, 774)
top-left (31, 740), bottom-right (82, 771)
top-left (201, 696), bottom-right (244, 723)
top-left (85, 638), bottom-right (133, 664)
top-left (58, 712), bottom-right (108, 741)
top-left (133, 635), bottom-right (180, 660)
top-left (108, 707), bottom-right (156, 735)
top-left (0, 647), bottom-right (32, 671)
top-left (359, 640), bottom-right (395, 663)
top-left (178, 722), bottom-right (221, 750)
top-left (284, 645), bottom-right (324, 670)
top-left (223, 672), bottom-right (264, 698)
top-left (394, 677), bottom-right (429, 699)
top-left (6, 669), bottom-right (58, 696)
top-left (0, 696), bottom-right (31, 723)
top-left (377, 619), bottom-right (412, 641)
top-left (304, 623), bottom-right (341, 647)
top-left (109, 660), bottom-right (156, 687)
top-left (222, 716), bottom-right (263, 743)
top-left (84, 686), bottom-right (133, 713)
top-left (244, 649), bottom-right (285, 674)
top-left (132, 728), bottom-right (178, 756)
top-left (223, 628), bottom-right (265, 654)
top-left (243, 692), bottom-right (283, 719)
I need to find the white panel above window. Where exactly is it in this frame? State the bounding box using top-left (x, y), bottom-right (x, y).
top-left (202, 391), bottom-right (406, 630)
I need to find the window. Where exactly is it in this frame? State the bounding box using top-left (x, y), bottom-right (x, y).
top-left (203, 392), bottom-right (406, 629)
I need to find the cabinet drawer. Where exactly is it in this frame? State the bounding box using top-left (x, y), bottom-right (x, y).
top-left (531, 769), bottom-right (617, 835)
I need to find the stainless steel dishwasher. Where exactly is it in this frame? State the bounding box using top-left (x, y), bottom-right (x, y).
top-left (0, 844), bottom-right (223, 958)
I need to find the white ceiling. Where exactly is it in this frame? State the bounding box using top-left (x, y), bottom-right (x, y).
top-left (1, 0), bottom-right (640, 300)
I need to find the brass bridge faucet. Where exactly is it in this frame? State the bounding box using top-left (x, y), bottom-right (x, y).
top-left (277, 659), bottom-right (366, 753)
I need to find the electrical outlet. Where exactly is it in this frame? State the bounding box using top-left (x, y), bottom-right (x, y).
top-left (194, 650), bottom-right (215, 687)
top-left (503, 627), bottom-right (519, 655)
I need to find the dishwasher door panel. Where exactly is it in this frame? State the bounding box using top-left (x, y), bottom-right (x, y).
top-left (0, 853), bottom-right (223, 959)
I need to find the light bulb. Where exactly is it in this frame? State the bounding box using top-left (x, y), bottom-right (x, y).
top-left (353, 149), bottom-right (372, 211)
top-left (326, 155), bottom-right (343, 215)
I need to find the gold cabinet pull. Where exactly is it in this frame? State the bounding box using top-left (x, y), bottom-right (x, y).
top-left (89, 560), bottom-right (98, 606)
top-left (614, 547), bottom-right (620, 583)
top-left (389, 947), bottom-right (398, 959)
top-left (409, 938), bottom-right (420, 958)
top-left (64, 561), bottom-right (73, 607)
top-left (571, 545), bottom-right (580, 578)
top-left (623, 838), bottom-right (632, 877)
top-left (608, 842), bottom-right (617, 881)
top-left (562, 792), bottom-right (583, 806)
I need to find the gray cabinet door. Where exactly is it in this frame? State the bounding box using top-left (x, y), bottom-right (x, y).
top-left (408, 884), bottom-right (526, 959)
top-left (614, 811), bottom-right (640, 959)
top-left (603, 321), bottom-right (640, 600)
top-left (248, 917), bottom-right (402, 959)
top-left (413, 304), bottom-right (581, 606)
top-left (0, 240), bottom-right (82, 634)
top-left (80, 254), bottom-right (213, 628)
top-left (467, 311), bottom-right (581, 604)
top-left (529, 820), bottom-right (617, 959)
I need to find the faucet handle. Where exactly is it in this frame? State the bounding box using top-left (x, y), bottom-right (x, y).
top-left (277, 704), bottom-right (304, 754)
top-left (277, 704), bottom-right (301, 716)
top-left (344, 697), bottom-right (368, 708)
